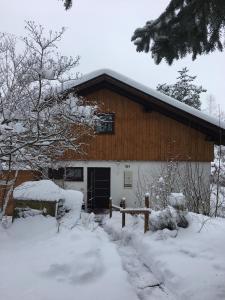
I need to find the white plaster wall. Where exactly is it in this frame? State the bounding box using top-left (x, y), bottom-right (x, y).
top-left (53, 160), bottom-right (211, 208)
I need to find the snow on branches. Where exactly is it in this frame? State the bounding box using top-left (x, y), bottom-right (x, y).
top-left (132, 0), bottom-right (225, 64)
top-left (0, 21), bottom-right (97, 171)
top-left (157, 67), bottom-right (206, 110)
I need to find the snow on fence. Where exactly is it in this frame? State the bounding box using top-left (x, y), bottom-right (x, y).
top-left (109, 194), bottom-right (151, 233)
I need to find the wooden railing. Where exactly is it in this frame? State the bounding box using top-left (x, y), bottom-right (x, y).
top-left (109, 194), bottom-right (150, 233)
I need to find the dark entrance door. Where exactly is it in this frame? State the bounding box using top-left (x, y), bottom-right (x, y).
top-left (87, 167), bottom-right (110, 210)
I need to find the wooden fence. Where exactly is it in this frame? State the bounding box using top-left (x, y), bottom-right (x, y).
top-left (109, 194), bottom-right (151, 233)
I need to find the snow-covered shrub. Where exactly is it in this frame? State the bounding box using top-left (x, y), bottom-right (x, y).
top-left (210, 184), bottom-right (225, 217)
top-left (168, 193), bottom-right (188, 228)
top-left (136, 161), bottom-right (211, 215)
top-left (56, 199), bottom-right (68, 219)
top-left (81, 212), bottom-right (98, 231)
top-left (150, 203), bottom-right (189, 231)
top-left (135, 161), bottom-right (178, 208)
top-left (176, 212), bottom-right (189, 228)
top-left (168, 193), bottom-right (186, 211)
top-left (150, 207), bottom-right (178, 231)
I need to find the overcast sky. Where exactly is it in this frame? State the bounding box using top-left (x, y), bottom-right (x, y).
top-left (1, 0), bottom-right (225, 111)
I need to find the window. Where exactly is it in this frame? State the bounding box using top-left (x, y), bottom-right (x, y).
top-left (95, 113), bottom-right (114, 134)
top-left (48, 168), bottom-right (64, 180)
top-left (65, 167), bottom-right (83, 181)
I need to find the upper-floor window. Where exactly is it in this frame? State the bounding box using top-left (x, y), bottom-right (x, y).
top-left (95, 113), bottom-right (115, 134)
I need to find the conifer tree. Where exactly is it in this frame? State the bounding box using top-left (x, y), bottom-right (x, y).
top-left (157, 68), bottom-right (206, 110)
top-left (132, 0), bottom-right (225, 64)
top-left (63, 0), bottom-right (72, 10)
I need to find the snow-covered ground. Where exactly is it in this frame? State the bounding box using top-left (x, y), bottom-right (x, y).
top-left (1, 181), bottom-right (139, 300)
top-left (104, 212), bottom-right (225, 300)
top-left (1, 180), bottom-right (225, 300)
top-left (0, 214), bottom-right (139, 300)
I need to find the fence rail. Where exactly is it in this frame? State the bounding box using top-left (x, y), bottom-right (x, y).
top-left (109, 194), bottom-right (150, 233)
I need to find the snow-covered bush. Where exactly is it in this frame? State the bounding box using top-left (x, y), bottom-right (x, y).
top-left (168, 193), bottom-right (188, 228)
top-left (210, 185), bottom-right (225, 218)
top-left (150, 206), bottom-right (178, 231)
top-left (136, 161), bottom-right (211, 215)
top-left (135, 161), bottom-right (178, 208)
top-left (168, 193), bottom-right (186, 210)
top-left (149, 207), bottom-right (189, 231)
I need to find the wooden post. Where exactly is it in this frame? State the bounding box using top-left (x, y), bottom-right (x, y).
top-left (144, 211), bottom-right (149, 233)
top-left (109, 197), bottom-right (112, 218)
top-left (122, 211), bottom-right (125, 228)
top-left (145, 193), bottom-right (150, 208)
top-left (144, 193), bottom-right (150, 233)
top-left (121, 197), bottom-right (126, 228)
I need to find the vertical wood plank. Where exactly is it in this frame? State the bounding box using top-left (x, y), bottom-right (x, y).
top-left (61, 88), bottom-right (213, 162)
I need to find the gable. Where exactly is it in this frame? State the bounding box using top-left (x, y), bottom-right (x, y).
top-left (65, 70), bottom-right (225, 145)
top-left (62, 88), bottom-right (214, 162)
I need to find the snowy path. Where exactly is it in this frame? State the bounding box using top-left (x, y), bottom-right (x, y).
top-left (114, 241), bottom-right (174, 300)
top-left (0, 215), bottom-right (139, 300)
top-left (99, 216), bottom-right (175, 300)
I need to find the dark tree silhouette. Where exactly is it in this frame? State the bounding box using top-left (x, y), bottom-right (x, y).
top-left (132, 0), bottom-right (225, 64)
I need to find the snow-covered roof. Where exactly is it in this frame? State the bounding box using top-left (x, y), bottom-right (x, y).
top-left (66, 69), bottom-right (225, 131)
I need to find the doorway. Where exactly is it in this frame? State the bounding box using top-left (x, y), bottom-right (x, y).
top-left (87, 167), bottom-right (111, 210)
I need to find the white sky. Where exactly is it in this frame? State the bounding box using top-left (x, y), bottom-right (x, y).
top-left (1, 0), bottom-right (225, 110)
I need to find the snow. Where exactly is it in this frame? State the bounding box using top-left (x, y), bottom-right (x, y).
top-left (1, 197), bottom-right (225, 300)
top-left (13, 179), bottom-right (83, 203)
top-left (0, 214), bottom-right (139, 300)
top-left (210, 184), bottom-right (225, 217)
top-left (104, 212), bottom-right (225, 300)
top-left (149, 206), bottom-right (178, 231)
top-left (121, 208), bottom-right (150, 212)
top-left (64, 69), bottom-right (225, 130)
top-left (158, 176), bottom-right (165, 183)
top-left (13, 180), bottom-right (84, 227)
top-left (168, 193), bottom-right (186, 208)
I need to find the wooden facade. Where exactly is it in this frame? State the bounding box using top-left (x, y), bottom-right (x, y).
top-left (62, 88), bottom-right (214, 162)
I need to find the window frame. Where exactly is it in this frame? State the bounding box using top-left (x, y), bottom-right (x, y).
top-left (95, 113), bottom-right (115, 134)
top-left (65, 167), bottom-right (84, 182)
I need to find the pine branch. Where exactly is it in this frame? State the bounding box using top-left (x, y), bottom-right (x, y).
top-left (132, 0), bottom-right (225, 64)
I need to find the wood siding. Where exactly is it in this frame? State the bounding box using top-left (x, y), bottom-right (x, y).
top-left (62, 89), bottom-right (214, 162)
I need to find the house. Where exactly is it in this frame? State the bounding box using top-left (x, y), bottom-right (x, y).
top-left (47, 69), bottom-right (225, 211)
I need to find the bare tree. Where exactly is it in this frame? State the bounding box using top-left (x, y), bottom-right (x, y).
top-left (0, 22), bottom-right (97, 219)
top-left (136, 161), bottom-right (212, 215)
top-left (204, 97), bottom-right (225, 217)
top-left (135, 161), bottom-right (178, 209)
